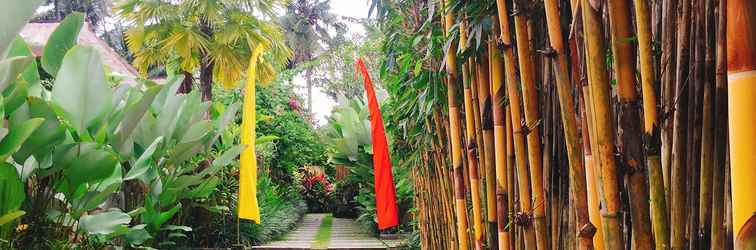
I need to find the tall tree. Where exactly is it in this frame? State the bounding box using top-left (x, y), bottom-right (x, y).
top-left (118, 0), bottom-right (292, 101)
top-left (279, 0), bottom-right (345, 113)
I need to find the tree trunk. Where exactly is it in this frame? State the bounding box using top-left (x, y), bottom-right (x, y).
top-left (200, 60), bottom-right (213, 102)
top-left (179, 71), bottom-right (193, 94)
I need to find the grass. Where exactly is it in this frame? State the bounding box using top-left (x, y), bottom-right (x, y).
top-left (311, 214), bottom-right (333, 249)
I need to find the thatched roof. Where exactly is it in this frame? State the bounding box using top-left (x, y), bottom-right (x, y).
top-left (19, 22), bottom-right (138, 78)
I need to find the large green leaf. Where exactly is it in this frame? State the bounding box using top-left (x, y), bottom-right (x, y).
top-left (150, 75), bottom-right (184, 113)
top-left (185, 176), bottom-right (219, 199)
top-left (78, 209), bottom-right (131, 235)
top-left (209, 145), bottom-right (243, 170)
top-left (256, 135), bottom-right (279, 145)
top-left (124, 137), bottom-right (163, 181)
top-left (0, 210), bottom-right (25, 226)
top-left (0, 56), bottom-right (33, 92)
top-left (41, 13), bottom-right (85, 76)
top-left (75, 183), bottom-right (120, 214)
top-left (0, 0), bottom-right (43, 54)
top-left (13, 98), bottom-right (67, 162)
top-left (63, 147), bottom-right (119, 189)
top-left (180, 120), bottom-right (210, 143)
top-left (114, 84), bottom-right (164, 150)
top-left (123, 224), bottom-right (152, 245)
top-left (0, 118), bottom-right (44, 161)
top-left (143, 196), bottom-right (181, 231)
top-left (3, 78), bottom-right (27, 114)
top-left (5, 37), bottom-right (40, 96)
top-left (0, 163), bottom-right (24, 214)
top-left (208, 102), bottom-right (239, 146)
top-left (51, 45), bottom-right (113, 137)
top-left (155, 91), bottom-right (185, 142)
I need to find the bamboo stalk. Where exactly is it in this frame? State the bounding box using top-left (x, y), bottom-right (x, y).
top-left (476, 50), bottom-right (504, 249)
top-left (698, 0), bottom-right (716, 248)
top-left (472, 56), bottom-right (498, 250)
top-left (726, 0), bottom-right (756, 248)
top-left (489, 23), bottom-right (511, 250)
top-left (462, 29), bottom-right (485, 249)
top-left (660, 0), bottom-right (678, 206)
top-left (495, 0), bottom-right (536, 249)
top-left (605, 1), bottom-right (654, 249)
top-left (567, 7), bottom-right (605, 249)
top-left (578, 0), bottom-right (625, 248)
top-left (632, 0), bottom-right (671, 248)
top-left (510, 1), bottom-right (548, 249)
top-left (710, 0), bottom-right (728, 249)
top-left (443, 4), bottom-right (470, 249)
top-left (505, 105), bottom-right (516, 250)
top-left (687, 2), bottom-right (705, 248)
top-left (670, 0), bottom-right (691, 248)
top-left (542, 0), bottom-right (595, 249)
top-left (473, 57), bottom-right (499, 250)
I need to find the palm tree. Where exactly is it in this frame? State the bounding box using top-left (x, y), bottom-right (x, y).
top-left (279, 0), bottom-right (346, 113)
top-left (117, 0), bottom-right (292, 101)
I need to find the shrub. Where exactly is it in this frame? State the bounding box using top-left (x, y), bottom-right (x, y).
top-left (300, 172), bottom-right (335, 213)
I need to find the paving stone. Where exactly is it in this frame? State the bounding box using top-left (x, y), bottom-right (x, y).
top-left (252, 214), bottom-right (406, 250)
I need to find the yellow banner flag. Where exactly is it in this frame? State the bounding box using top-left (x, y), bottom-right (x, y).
top-left (238, 45), bottom-right (265, 223)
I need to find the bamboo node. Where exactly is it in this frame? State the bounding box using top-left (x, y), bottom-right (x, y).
top-left (516, 119), bottom-right (542, 136)
top-left (513, 211), bottom-right (532, 228)
top-left (466, 140), bottom-right (478, 154)
top-left (537, 46), bottom-right (557, 58)
top-left (578, 222), bottom-right (597, 238)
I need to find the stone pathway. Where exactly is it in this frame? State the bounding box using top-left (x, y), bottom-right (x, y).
top-left (252, 214), bottom-right (405, 250)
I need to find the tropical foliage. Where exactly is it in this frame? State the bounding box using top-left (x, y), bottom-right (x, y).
top-left (0, 6), bottom-right (247, 248)
top-left (320, 98), bottom-right (414, 234)
top-left (117, 0), bottom-right (292, 100)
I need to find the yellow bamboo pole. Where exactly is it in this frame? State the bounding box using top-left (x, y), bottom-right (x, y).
top-left (727, 0), bottom-right (756, 248)
top-left (462, 22), bottom-right (485, 248)
top-left (476, 51), bottom-right (500, 250)
top-left (443, 4), bottom-right (470, 250)
top-left (489, 24), bottom-right (511, 250)
top-left (633, 0), bottom-right (671, 248)
top-left (579, 0), bottom-right (625, 248)
top-left (494, 0), bottom-right (536, 248)
top-left (509, 1), bottom-right (548, 249)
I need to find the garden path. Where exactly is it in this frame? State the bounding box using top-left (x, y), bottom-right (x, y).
top-left (251, 213), bottom-right (405, 250)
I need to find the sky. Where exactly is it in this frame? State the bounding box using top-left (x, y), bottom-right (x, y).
top-left (292, 0), bottom-right (371, 126)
